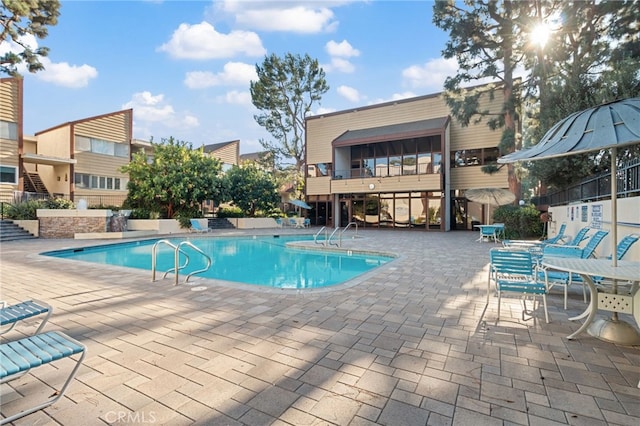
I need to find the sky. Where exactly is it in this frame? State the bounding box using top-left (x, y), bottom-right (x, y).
top-left (6, 0), bottom-right (456, 154)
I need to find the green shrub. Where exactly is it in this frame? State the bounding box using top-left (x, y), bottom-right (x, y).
top-left (43, 198), bottom-right (75, 209)
top-left (5, 200), bottom-right (43, 220)
top-left (217, 206), bottom-right (243, 218)
top-left (4, 198), bottom-right (75, 220)
top-left (493, 204), bottom-right (544, 239)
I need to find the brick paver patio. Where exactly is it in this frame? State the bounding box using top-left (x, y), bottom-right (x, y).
top-left (1, 229), bottom-right (639, 425)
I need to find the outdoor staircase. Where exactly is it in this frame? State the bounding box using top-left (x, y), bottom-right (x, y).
top-left (207, 218), bottom-right (236, 230)
top-left (0, 220), bottom-right (37, 242)
top-left (24, 172), bottom-right (50, 196)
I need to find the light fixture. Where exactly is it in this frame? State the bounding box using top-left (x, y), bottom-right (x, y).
top-left (369, 183), bottom-right (375, 190)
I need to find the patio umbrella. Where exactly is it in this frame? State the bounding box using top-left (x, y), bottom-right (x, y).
top-left (289, 199), bottom-right (312, 209)
top-left (465, 187), bottom-right (515, 223)
top-left (498, 97), bottom-right (640, 267)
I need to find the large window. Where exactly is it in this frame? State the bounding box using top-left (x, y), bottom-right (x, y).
top-left (307, 163), bottom-right (332, 177)
top-left (0, 120), bottom-right (18, 140)
top-left (0, 165), bottom-right (17, 184)
top-left (75, 136), bottom-right (130, 158)
top-left (451, 147), bottom-right (499, 167)
top-left (346, 191), bottom-right (442, 230)
top-left (75, 173), bottom-right (124, 190)
top-left (349, 136), bottom-right (442, 177)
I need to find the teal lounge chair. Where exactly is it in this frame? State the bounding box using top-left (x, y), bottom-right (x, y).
top-left (0, 331), bottom-right (86, 425)
top-left (190, 219), bottom-right (211, 233)
top-left (541, 230), bottom-right (609, 309)
top-left (0, 300), bottom-right (52, 337)
top-left (502, 223), bottom-right (567, 248)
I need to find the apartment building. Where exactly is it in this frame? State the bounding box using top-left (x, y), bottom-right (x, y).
top-left (0, 77), bottom-right (23, 204)
top-left (1, 76), bottom-right (134, 207)
top-left (305, 88), bottom-right (511, 230)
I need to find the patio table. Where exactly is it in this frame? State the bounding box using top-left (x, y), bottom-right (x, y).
top-left (474, 224), bottom-right (505, 243)
top-left (541, 257), bottom-right (640, 346)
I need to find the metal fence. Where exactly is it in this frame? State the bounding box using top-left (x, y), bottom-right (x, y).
top-left (534, 157), bottom-right (640, 206)
top-left (10, 192), bottom-right (126, 207)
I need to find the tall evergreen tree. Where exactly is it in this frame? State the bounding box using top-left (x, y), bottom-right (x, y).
top-left (523, 0), bottom-right (640, 190)
top-left (250, 52), bottom-right (329, 194)
top-left (433, 0), bottom-right (535, 198)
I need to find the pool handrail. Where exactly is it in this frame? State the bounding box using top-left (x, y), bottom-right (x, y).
top-left (151, 239), bottom-right (212, 285)
top-left (314, 226), bottom-right (327, 246)
top-left (328, 222), bottom-right (359, 248)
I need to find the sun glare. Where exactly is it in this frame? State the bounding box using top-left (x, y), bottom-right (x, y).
top-left (531, 23), bottom-right (550, 48)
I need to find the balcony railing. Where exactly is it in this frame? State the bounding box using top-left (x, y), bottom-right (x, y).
top-left (11, 192), bottom-right (126, 208)
top-left (533, 157), bottom-right (640, 206)
top-left (333, 164), bottom-right (438, 179)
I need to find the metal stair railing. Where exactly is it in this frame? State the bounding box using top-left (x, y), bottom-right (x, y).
top-left (151, 240), bottom-right (212, 285)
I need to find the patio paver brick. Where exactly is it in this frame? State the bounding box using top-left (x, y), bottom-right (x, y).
top-left (1, 229), bottom-right (639, 425)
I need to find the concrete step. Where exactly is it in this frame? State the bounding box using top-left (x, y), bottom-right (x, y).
top-left (0, 220), bottom-right (37, 242)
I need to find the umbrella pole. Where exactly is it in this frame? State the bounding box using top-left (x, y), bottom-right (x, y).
top-left (611, 147), bottom-right (618, 268)
top-left (586, 145), bottom-right (640, 346)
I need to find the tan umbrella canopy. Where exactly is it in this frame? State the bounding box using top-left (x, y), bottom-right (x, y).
top-left (465, 187), bottom-right (515, 224)
top-left (498, 97), bottom-right (640, 266)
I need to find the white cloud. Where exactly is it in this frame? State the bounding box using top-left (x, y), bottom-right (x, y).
top-left (123, 91), bottom-right (200, 134)
top-left (337, 85), bottom-right (361, 103)
top-left (313, 106), bottom-right (337, 116)
top-left (323, 57), bottom-right (355, 73)
top-left (36, 57), bottom-right (98, 88)
top-left (222, 90), bottom-right (252, 106)
top-left (184, 62), bottom-right (257, 89)
top-left (325, 40), bottom-right (360, 57)
top-left (158, 21), bottom-right (265, 59)
top-left (0, 34), bottom-right (97, 88)
top-left (369, 91), bottom-right (418, 105)
top-left (322, 39), bottom-right (359, 73)
top-left (218, 1), bottom-right (340, 33)
top-left (402, 57), bottom-right (457, 91)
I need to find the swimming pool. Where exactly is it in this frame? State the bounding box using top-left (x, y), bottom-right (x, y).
top-left (43, 235), bottom-right (393, 289)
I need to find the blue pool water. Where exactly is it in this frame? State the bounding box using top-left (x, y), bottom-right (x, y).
top-left (43, 235), bottom-right (393, 289)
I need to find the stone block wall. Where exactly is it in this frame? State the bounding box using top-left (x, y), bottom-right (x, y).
top-left (39, 216), bottom-right (108, 239)
top-left (37, 209), bottom-right (111, 239)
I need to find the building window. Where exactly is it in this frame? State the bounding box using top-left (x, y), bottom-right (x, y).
top-left (348, 136), bottom-right (441, 178)
top-left (0, 165), bottom-right (17, 184)
top-left (75, 135), bottom-right (129, 158)
top-left (76, 173), bottom-right (124, 191)
top-left (114, 143), bottom-right (130, 158)
top-left (451, 147), bottom-right (500, 167)
top-left (0, 121), bottom-right (18, 140)
top-left (308, 163), bottom-right (332, 177)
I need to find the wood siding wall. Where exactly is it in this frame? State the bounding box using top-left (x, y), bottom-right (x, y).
top-left (0, 78), bottom-right (21, 203)
top-left (74, 110), bottom-right (132, 143)
top-left (74, 152), bottom-right (129, 177)
top-left (0, 78), bottom-right (20, 123)
top-left (450, 166), bottom-right (508, 190)
top-left (330, 174), bottom-right (442, 195)
top-left (209, 141), bottom-right (239, 165)
top-left (307, 95), bottom-right (450, 164)
top-left (306, 89), bottom-right (508, 195)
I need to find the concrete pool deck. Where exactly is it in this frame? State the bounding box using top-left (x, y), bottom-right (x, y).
top-left (1, 229), bottom-right (639, 425)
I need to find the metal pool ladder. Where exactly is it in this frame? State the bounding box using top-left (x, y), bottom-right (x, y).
top-left (327, 222), bottom-right (359, 247)
top-left (151, 240), bottom-right (212, 285)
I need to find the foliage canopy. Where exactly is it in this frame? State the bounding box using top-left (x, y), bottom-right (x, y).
top-left (250, 52), bottom-right (329, 177)
top-left (121, 137), bottom-right (224, 219)
top-left (223, 163), bottom-right (280, 217)
top-left (0, 0), bottom-right (60, 75)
